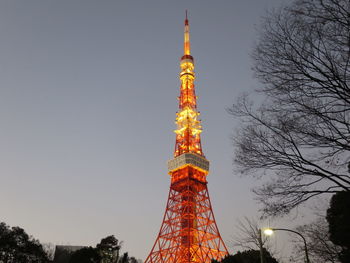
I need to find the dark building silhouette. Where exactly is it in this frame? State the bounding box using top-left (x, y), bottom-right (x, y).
top-left (53, 245), bottom-right (85, 263)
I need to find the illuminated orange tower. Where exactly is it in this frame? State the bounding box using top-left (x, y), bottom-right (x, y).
top-left (145, 13), bottom-right (228, 263)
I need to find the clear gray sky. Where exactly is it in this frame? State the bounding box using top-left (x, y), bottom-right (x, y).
top-left (0, 0), bottom-right (306, 261)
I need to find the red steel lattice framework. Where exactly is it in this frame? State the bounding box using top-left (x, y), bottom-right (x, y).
top-left (145, 13), bottom-right (229, 263)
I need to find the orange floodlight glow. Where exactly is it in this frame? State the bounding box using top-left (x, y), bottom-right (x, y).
top-left (145, 13), bottom-right (229, 263)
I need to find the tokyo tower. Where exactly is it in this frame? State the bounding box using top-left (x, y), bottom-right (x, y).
top-left (145, 13), bottom-right (229, 263)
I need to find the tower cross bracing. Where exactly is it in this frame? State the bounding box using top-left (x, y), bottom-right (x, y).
top-left (145, 13), bottom-right (229, 263)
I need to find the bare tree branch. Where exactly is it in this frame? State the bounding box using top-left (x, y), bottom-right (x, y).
top-left (291, 217), bottom-right (342, 263)
top-left (230, 0), bottom-right (350, 216)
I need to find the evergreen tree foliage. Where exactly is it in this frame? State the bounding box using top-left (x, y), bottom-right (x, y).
top-left (0, 222), bottom-right (49, 263)
top-left (212, 249), bottom-right (278, 263)
top-left (327, 191), bottom-right (350, 263)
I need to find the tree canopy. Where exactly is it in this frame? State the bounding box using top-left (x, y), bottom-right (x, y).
top-left (213, 250), bottom-right (278, 263)
top-left (0, 222), bottom-right (49, 263)
top-left (68, 235), bottom-right (139, 263)
top-left (327, 191), bottom-right (350, 262)
top-left (230, 0), bottom-right (350, 216)
top-left (96, 235), bottom-right (121, 263)
top-left (69, 247), bottom-right (101, 263)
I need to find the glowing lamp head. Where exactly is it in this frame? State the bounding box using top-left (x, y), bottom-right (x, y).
top-left (263, 228), bottom-right (274, 236)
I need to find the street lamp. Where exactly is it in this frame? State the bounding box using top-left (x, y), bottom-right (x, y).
top-left (258, 228), bottom-right (264, 263)
top-left (263, 228), bottom-right (311, 263)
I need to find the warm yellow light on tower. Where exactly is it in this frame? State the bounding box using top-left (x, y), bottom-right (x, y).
top-left (144, 12), bottom-right (228, 263)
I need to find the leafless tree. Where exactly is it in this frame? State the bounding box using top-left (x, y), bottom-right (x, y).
top-left (290, 216), bottom-right (342, 262)
top-left (230, 0), bottom-right (350, 216)
top-left (231, 217), bottom-right (275, 256)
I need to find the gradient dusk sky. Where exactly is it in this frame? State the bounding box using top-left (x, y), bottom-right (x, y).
top-left (0, 0), bottom-right (312, 261)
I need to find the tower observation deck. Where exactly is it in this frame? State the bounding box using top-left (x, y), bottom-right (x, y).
top-left (145, 13), bottom-right (229, 263)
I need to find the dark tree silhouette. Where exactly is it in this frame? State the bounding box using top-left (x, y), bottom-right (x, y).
top-left (69, 247), bottom-right (101, 263)
top-left (327, 191), bottom-right (350, 262)
top-left (229, 0), bottom-right (350, 216)
top-left (65, 235), bottom-right (139, 263)
top-left (119, 252), bottom-right (129, 263)
top-left (96, 235), bottom-right (122, 263)
top-left (212, 249), bottom-right (278, 263)
top-left (0, 222), bottom-right (49, 263)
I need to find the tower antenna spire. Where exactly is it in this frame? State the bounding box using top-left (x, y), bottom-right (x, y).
top-left (184, 10), bottom-right (190, 55)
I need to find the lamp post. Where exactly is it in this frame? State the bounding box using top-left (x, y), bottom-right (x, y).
top-left (258, 228), bottom-right (264, 263)
top-left (263, 228), bottom-right (311, 263)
